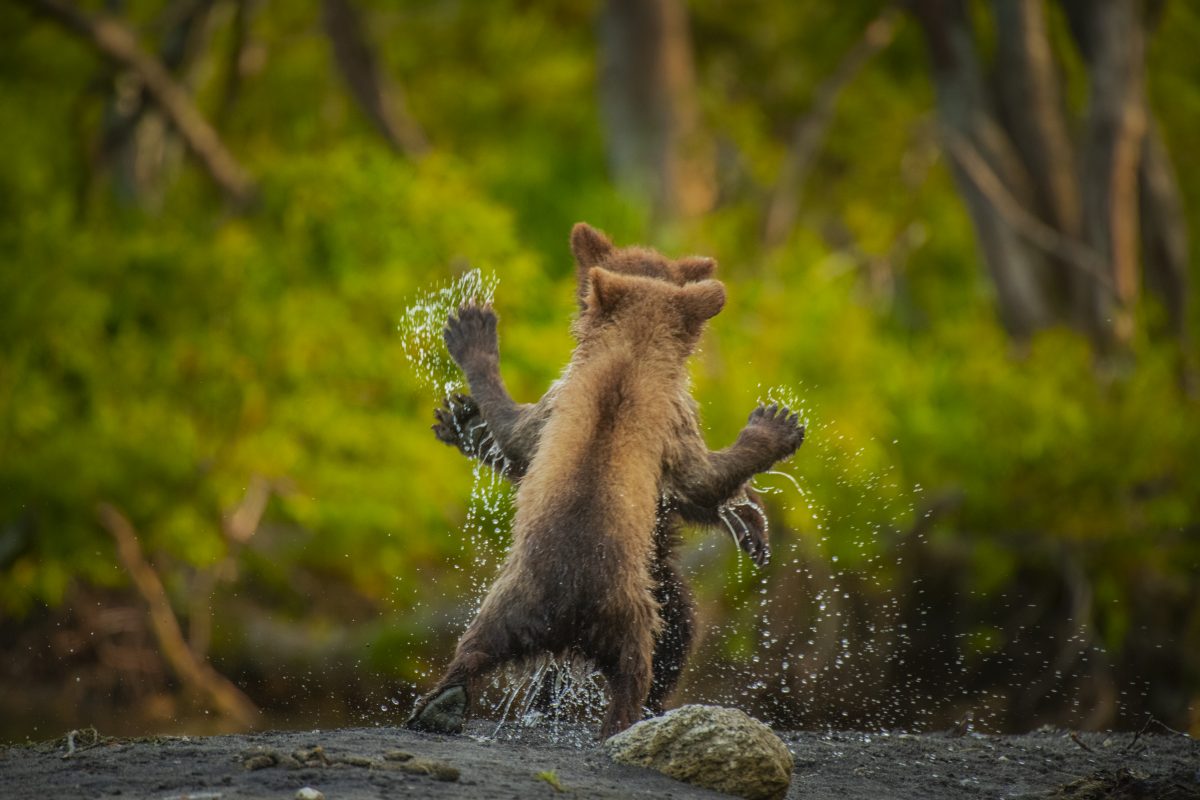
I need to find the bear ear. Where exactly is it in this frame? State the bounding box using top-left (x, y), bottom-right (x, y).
top-left (573, 223), bottom-right (616, 308)
top-left (571, 223), bottom-right (614, 271)
top-left (586, 267), bottom-right (633, 314)
top-left (677, 256), bottom-right (717, 283)
top-left (679, 279), bottom-right (726, 323)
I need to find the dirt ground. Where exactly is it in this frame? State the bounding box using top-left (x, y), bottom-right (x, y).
top-left (2, 720), bottom-right (1197, 800)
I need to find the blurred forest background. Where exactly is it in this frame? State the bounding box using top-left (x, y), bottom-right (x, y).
top-left (2, 0), bottom-right (1198, 740)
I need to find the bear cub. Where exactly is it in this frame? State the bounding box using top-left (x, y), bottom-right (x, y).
top-left (410, 267), bottom-right (728, 738)
top-left (410, 259), bottom-right (803, 737)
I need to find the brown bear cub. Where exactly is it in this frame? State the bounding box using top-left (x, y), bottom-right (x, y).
top-left (433, 223), bottom-right (770, 564)
top-left (431, 224), bottom-right (777, 714)
top-left (410, 268), bottom-right (728, 737)
top-left (410, 258), bottom-right (804, 739)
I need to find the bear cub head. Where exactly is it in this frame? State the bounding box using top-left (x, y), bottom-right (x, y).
top-left (570, 222), bottom-right (717, 307)
top-left (574, 266), bottom-right (726, 359)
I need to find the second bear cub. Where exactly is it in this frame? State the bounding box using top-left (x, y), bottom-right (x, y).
top-left (409, 267), bottom-right (727, 738)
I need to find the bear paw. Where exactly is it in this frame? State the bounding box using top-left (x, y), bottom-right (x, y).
top-left (407, 685), bottom-right (468, 734)
top-left (444, 302), bottom-right (499, 371)
top-left (720, 488), bottom-right (771, 567)
top-left (433, 393), bottom-right (488, 456)
top-left (745, 403), bottom-right (805, 460)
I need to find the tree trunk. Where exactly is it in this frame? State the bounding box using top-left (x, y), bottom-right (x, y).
top-left (322, 0), bottom-right (428, 158)
top-left (912, 0), bottom-right (1052, 340)
top-left (909, 0), bottom-right (1183, 357)
top-left (1138, 122), bottom-right (1189, 347)
top-left (597, 0), bottom-right (714, 221)
top-left (1067, 0), bottom-right (1148, 350)
top-left (17, 0), bottom-right (256, 206)
top-left (992, 0), bottom-right (1080, 311)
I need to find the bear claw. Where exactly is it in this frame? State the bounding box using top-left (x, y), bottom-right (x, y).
top-left (407, 685), bottom-right (468, 734)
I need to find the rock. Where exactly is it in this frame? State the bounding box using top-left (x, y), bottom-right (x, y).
top-left (243, 753), bottom-right (278, 771)
top-left (397, 757), bottom-right (461, 782)
top-left (295, 788), bottom-right (324, 800)
top-left (333, 754), bottom-right (374, 767)
top-left (603, 705), bottom-right (793, 800)
top-left (374, 754), bottom-right (459, 781)
top-left (292, 746), bottom-right (331, 766)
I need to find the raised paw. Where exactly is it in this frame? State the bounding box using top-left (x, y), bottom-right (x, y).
top-left (745, 403), bottom-right (805, 460)
top-left (443, 302), bottom-right (499, 371)
top-left (407, 685), bottom-right (468, 734)
top-left (432, 393), bottom-right (487, 455)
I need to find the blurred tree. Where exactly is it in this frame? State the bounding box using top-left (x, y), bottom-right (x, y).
top-left (763, 8), bottom-right (901, 247)
top-left (321, 0), bottom-right (428, 157)
top-left (1, 0), bottom-right (1197, 737)
top-left (15, 0), bottom-right (256, 206)
top-left (598, 0), bottom-right (715, 221)
top-left (910, 0), bottom-right (1189, 355)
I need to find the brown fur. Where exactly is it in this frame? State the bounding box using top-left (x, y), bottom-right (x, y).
top-left (430, 224), bottom-right (789, 714)
top-left (433, 224), bottom-right (767, 560)
top-left (570, 222), bottom-right (716, 307)
top-left (412, 268), bottom-right (729, 738)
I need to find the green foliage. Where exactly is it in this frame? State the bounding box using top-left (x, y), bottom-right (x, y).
top-left (0, 0), bottom-right (1197, 732)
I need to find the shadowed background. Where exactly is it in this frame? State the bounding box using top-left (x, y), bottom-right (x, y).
top-left (1, 0), bottom-right (1198, 739)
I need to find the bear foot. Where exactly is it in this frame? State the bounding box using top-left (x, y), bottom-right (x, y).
top-left (407, 685), bottom-right (468, 734)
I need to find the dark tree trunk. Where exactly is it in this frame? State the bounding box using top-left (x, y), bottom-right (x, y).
top-left (598, 0), bottom-right (714, 221)
top-left (322, 0), bottom-right (428, 158)
top-left (912, 0), bottom-right (1052, 340)
top-left (1138, 121), bottom-right (1190, 346)
top-left (1070, 0), bottom-right (1147, 350)
top-left (992, 0), bottom-right (1080, 311)
top-left (909, 0), bottom-right (1185, 358)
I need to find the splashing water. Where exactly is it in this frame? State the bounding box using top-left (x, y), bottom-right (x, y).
top-left (696, 382), bottom-right (927, 730)
top-left (477, 655), bottom-right (609, 746)
top-left (398, 268), bottom-right (499, 398)
top-left (395, 270), bottom-right (613, 740)
top-left (393, 301), bottom-right (1128, 737)
top-left (696, 381), bottom-right (1106, 734)
top-left (759, 383), bottom-right (812, 432)
top-left (397, 266), bottom-right (513, 613)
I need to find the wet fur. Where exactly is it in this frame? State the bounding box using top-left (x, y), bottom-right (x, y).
top-left (429, 225), bottom-right (796, 715)
top-left (433, 224), bottom-right (769, 561)
top-left (413, 268), bottom-right (733, 738)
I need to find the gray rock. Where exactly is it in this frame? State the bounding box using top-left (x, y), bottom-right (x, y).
top-left (604, 705), bottom-right (793, 800)
top-left (295, 788), bottom-right (324, 800)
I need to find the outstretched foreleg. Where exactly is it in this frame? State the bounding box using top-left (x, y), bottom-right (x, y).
top-left (441, 302), bottom-right (546, 472)
top-left (673, 404), bottom-right (804, 535)
top-left (432, 392), bottom-right (536, 479)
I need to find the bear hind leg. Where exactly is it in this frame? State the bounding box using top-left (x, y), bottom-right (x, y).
top-left (645, 557), bottom-right (695, 715)
top-left (407, 646), bottom-right (500, 734)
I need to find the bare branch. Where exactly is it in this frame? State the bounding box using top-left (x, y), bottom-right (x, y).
top-left (911, 0), bottom-right (1053, 338)
top-left (322, 0), bottom-right (428, 158)
top-left (942, 131), bottom-right (1114, 296)
top-left (225, 475), bottom-right (272, 544)
top-left (764, 7), bottom-right (900, 247)
top-left (17, 0), bottom-right (256, 206)
top-left (97, 503), bottom-right (260, 728)
top-left (190, 475), bottom-right (272, 656)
